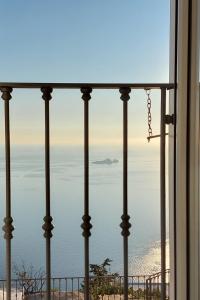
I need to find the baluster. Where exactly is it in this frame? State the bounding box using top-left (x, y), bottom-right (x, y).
top-left (119, 87), bottom-right (131, 300)
top-left (40, 279), bottom-right (43, 297)
top-left (157, 276), bottom-right (159, 296)
top-left (66, 278), bottom-right (68, 300)
top-left (160, 88), bottom-right (166, 300)
top-left (15, 280), bottom-right (17, 300)
top-left (3, 280), bottom-right (5, 300)
top-left (52, 278), bottom-right (55, 300)
top-left (119, 276), bottom-right (122, 300)
top-left (22, 279), bottom-right (24, 299)
top-left (77, 278), bottom-right (80, 300)
top-left (113, 277), bottom-right (116, 300)
top-left (149, 278), bottom-right (152, 300)
top-left (41, 87), bottom-right (54, 300)
top-left (144, 276), bottom-right (146, 300)
top-left (80, 87), bottom-right (92, 300)
top-left (145, 276), bottom-right (147, 300)
top-left (131, 276), bottom-right (133, 299)
top-left (1, 87), bottom-right (14, 300)
top-left (58, 279), bottom-right (61, 298)
top-left (72, 278), bottom-right (74, 300)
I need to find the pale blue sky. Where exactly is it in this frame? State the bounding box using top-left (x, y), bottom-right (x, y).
top-left (0, 0), bottom-right (170, 145)
top-left (0, 0), bottom-right (170, 82)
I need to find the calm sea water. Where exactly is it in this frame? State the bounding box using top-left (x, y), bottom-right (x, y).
top-left (0, 145), bottom-right (168, 278)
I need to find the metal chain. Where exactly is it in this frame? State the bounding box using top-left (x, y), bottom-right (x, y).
top-left (145, 89), bottom-right (153, 142)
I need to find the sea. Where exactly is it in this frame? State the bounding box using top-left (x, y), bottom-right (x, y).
top-left (0, 144), bottom-right (169, 279)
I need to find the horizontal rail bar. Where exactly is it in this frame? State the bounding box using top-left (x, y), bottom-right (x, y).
top-left (147, 269), bottom-right (170, 279)
top-left (0, 82), bottom-right (174, 89)
top-left (0, 275), bottom-right (154, 282)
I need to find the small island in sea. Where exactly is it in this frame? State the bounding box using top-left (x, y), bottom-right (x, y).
top-left (92, 158), bottom-right (119, 165)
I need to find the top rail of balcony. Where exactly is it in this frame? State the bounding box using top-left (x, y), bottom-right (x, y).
top-left (0, 82), bottom-right (174, 90)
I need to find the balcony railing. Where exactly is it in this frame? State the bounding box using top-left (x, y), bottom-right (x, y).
top-left (0, 273), bottom-right (170, 300)
top-left (0, 82), bottom-right (174, 300)
top-left (146, 269), bottom-right (170, 299)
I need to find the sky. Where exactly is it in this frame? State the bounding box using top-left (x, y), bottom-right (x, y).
top-left (0, 0), bottom-right (170, 146)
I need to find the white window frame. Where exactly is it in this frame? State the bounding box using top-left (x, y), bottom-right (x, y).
top-left (169, 0), bottom-right (200, 299)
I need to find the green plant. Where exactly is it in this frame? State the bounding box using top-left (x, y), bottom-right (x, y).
top-left (82, 258), bottom-right (120, 300)
top-left (128, 287), bottom-right (146, 299)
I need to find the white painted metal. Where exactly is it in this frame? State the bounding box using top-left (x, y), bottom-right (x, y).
top-left (169, 0), bottom-right (200, 299)
top-left (169, 1), bottom-right (177, 299)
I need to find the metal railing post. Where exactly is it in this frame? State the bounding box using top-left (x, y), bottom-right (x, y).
top-left (81, 87), bottom-right (93, 300)
top-left (119, 87), bottom-right (131, 300)
top-left (160, 87), bottom-right (167, 300)
top-left (41, 87), bottom-right (54, 300)
top-left (1, 87), bottom-right (14, 300)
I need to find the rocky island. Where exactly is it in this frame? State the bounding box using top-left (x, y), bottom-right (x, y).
top-left (92, 158), bottom-right (119, 165)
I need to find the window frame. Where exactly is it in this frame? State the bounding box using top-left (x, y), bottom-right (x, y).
top-left (169, 0), bottom-right (200, 299)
